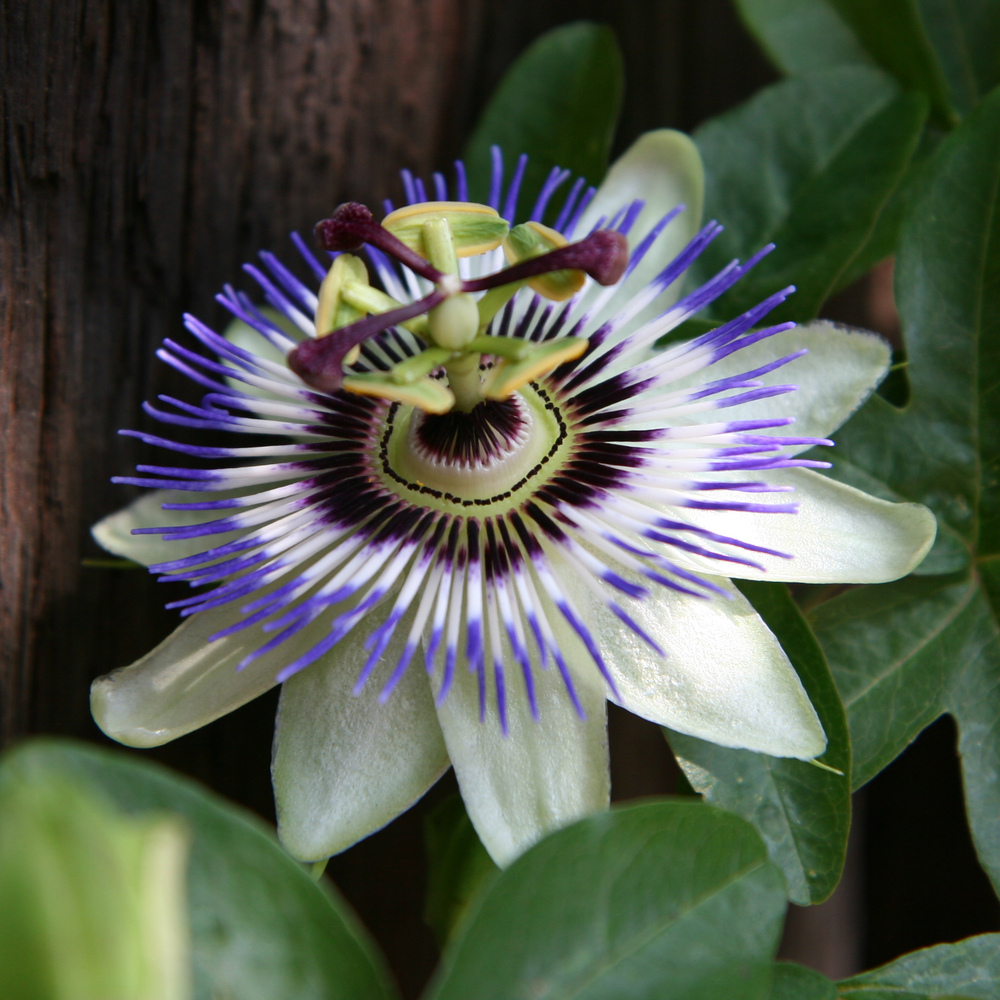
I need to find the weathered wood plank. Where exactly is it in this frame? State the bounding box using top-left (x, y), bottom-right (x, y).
top-left (0, 0), bottom-right (472, 747)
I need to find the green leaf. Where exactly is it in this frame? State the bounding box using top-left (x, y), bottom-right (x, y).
top-left (0, 739), bottom-right (397, 1000)
top-left (827, 0), bottom-right (958, 127)
top-left (823, 86), bottom-right (1000, 559)
top-left (665, 581), bottom-right (850, 906)
top-left (425, 800), bottom-right (787, 1000)
top-left (917, 0), bottom-right (1000, 118)
top-left (808, 86), bottom-right (1000, 894)
top-left (423, 794), bottom-right (498, 948)
top-left (734, 0), bottom-right (874, 76)
top-left (693, 66), bottom-right (927, 322)
top-left (736, 0), bottom-right (1000, 123)
top-left (463, 23), bottom-right (623, 219)
top-left (770, 962), bottom-right (837, 1000)
top-left (838, 933), bottom-right (1000, 998)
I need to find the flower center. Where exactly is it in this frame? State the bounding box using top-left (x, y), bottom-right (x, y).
top-left (382, 384), bottom-right (568, 509)
top-left (288, 201), bottom-right (628, 411)
top-left (411, 396), bottom-right (528, 469)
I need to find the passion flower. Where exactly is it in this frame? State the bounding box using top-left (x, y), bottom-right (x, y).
top-left (90, 132), bottom-right (935, 865)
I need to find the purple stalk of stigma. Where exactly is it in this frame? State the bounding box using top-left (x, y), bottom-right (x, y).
top-left (315, 203), bottom-right (444, 283)
top-left (288, 289), bottom-right (446, 393)
top-left (461, 230), bottom-right (629, 292)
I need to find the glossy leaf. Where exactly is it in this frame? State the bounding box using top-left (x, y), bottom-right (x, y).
top-left (734, 0), bottom-right (873, 76)
top-left (827, 0), bottom-right (957, 127)
top-left (747, 0), bottom-right (1000, 120)
top-left (463, 22), bottom-right (623, 218)
top-left (426, 800), bottom-right (787, 1000)
top-left (0, 740), bottom-right (397, 1000)
top-left (693, 66), bottom-right (927, 322)
top-left (838, 933), bottom-right (1000, 998)
top-left (666, 581), bottom-right (850, 906)
top-left (770, 963), bottom-right (836, 1000)
top-left (808, 88), bottom-right (1000, 893)
top-left (918, 0), bottom-right (1000, 118)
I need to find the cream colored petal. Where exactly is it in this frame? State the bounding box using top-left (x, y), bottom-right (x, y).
top-left (91, 600), bottom-right (337, 748)
top-left (662, 322), bottom-right (891, 452)
top-left (666, 468), bottom-right (936, 583)
top-left (435, 623), bottom-right (609, 867)
top-left (571, 574), bottom-right (825, 760)
top-left (92, 490), bottom-right (242, 567)
top-left (272, 622), bottom-right (449, 862)
top-left (579, 130), bottom-right (705, 326)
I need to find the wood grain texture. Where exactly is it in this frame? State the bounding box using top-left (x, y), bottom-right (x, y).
top-left (0, 0), bottom-right (472, 746)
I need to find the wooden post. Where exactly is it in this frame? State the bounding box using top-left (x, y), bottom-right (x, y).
top-left (1, 0), bottom-right (473, 749)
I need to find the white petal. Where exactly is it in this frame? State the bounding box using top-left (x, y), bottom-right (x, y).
top-left (273, 624), bottom-right (449, 862)
top-left (663, 322), bottom-right (891, 451)
top-left (574, 575), bottom-right (825, 759)
top-left (670, 468), bottom-right (937, 583)
top-left (91, 599), bottom-right (335, 748)
top-left (92, 490), bottom-right (242, 567)
top-left (435, 629), bottom-right (609, 867)
top-left (581, 129), bottom-right (705, 323)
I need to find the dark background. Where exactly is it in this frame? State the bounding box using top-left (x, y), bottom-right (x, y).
top-left (2, 2), bottom-right (997, 996)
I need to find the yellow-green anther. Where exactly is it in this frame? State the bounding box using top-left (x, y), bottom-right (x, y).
top-left (315, 253), bottom-right (368, 337)
top-left (391, 346), bottom-right (454, 385)
top-left (483, 337), bottom-right (589, 400)
top-left (382, 201), bottom-right (509, 259)
top-left (504, 221), bottom-right (557, 259)
top-left (342, 371), bottom-right (455, 413)
top-left (502, 221), bottom-right (587, 302)
top-left (467, 335), bottom-right (533, 361)
top-left (429, 293), bottom-right (480, 351)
